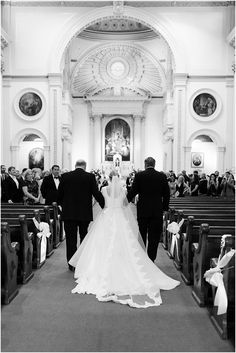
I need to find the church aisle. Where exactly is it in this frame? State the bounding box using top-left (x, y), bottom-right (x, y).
top-left (1, 212), bottom-right (234, 352)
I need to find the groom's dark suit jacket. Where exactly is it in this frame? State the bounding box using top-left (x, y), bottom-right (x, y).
top-left (57, 168), bottom-right (104, 221)
top-left (127, 168), bottom-right (170, 219)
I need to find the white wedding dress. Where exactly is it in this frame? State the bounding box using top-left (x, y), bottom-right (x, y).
top-left (69, 176), bottom-right (180, 308)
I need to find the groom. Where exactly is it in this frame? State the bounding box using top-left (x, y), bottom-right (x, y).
top-left (127, 157), bottom-right (170, 262)
top-left (57, 159), bottom-right (105, 270)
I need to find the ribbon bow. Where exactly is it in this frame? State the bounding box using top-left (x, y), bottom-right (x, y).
top-left (167, 219), bottom-right (184, 260)
top-left (204, 237), bottom-right (235, 315)
top-left (33, 218), bottom-right (51, 263)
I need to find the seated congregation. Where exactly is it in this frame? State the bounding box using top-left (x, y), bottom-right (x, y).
top-left (1, 163), bottom-right (235, 341)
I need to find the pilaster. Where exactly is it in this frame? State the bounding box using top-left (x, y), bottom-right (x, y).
top-left (48, 73), bottom-right (63, 167)
top-left (173, 73), bottom-right (188, 173)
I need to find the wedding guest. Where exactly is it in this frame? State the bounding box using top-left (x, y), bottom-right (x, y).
top-left (189, 171), bottom-right (199, 196)
top-left (175, 175), bottom-right (189, 197)
top-left (207, 173), bottom-right (218, 196)
top-left (4, 166), bottom-right (24, 203)
top-left (22, 169), bottom-right (40, 205)
top-left (1, 165), bottom-right (9, 181)
top-left (1, 164), bottom-right (9, 202)
top-left (41, 165), bottom-right (61, 205)
top-left (21, 168), bottom-right (28, 180)
top-left (220, 171), bottom-right (235, 198)
top-left (168, 175), bottom-right (177, 197)
top-left (214, 170), bottom-right (223, 195)
top-left (198, 173), bottom-right (208, 195)
top-left (181, 170), bottom-right (190, 185)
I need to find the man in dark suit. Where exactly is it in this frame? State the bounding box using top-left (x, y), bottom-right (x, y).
top-left (57, 159), bottom-right (105, 270)
top-left (127, 157), bottom-right (170, 262)
top-left (40, 165), bottom-right (61, 205)
top-left (4, 166), bottom-right (24, 203)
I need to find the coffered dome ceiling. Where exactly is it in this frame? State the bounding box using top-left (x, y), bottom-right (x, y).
top-left (79, 19), bottom-right (158, 41)
top-left (71, 43), bottom-right (166, 98)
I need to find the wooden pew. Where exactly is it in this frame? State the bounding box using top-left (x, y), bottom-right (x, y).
top-left (1, 222), bottom-right (19, 304)
top-left (191, 224), bottom-right (235, 307)
top-left (1, 215), bottom-right (34, 284)
top-left (180, 215), bottom-right (235, 284)
top-left (2, 210), bottom-right (46, 269)
top-left (207, 236), bottom-right (235, 340)
top-left (1, 206), bottom-right (54, 257)
top-left (1, 203), bottom-right (61, 248)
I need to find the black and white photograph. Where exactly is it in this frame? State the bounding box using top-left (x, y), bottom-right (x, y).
top-left (1, 1), bottom-right (235, 353)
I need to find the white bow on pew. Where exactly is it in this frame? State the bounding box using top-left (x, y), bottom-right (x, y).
top-left (33, 218), bottom-right (51, 263)
top-left (204, 234), bottom-right (235, 315)
top-left (167, 219), bottom-right (184, 261)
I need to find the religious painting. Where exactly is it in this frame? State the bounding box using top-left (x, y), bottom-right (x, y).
top-left (105, 118), bottom-right (130, 161)
top-left (19, 92), bottom-right (42, 116)
top-left (191, 152), bottom-right (204, 168)
top-left (193, 93), bottom-right (216, 117)
top-left (29, 148), bottom-right (44, 170)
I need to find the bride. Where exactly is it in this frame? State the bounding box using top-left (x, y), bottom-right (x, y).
top-left (69, 170), bottom-right (180, 308)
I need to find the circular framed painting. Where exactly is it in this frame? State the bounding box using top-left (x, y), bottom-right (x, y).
top-left (190, 89), bottom-right (221, 122)
top-left (19, 92), bottom-right (42, 116)
top-left (14, 89), bottom-right (45, 121)
top-left (193, 93), bottom-right (216, 117)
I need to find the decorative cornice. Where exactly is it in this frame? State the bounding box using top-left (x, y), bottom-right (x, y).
top-left (187, 75), bottom-right (234, 81)
top-left (227, 27), bottom-right (235, 48)
top-left (4, 1), bottom-right (235, 7)
top-left (83, 95), bottom-right (151, 102)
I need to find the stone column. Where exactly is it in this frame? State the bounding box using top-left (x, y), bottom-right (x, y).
top-left (2, 77), bottom-right (11, 165)
top-left (133, 114), bottom-right (142, 169)
top-left (48, 74), bottom-right (63, 167)
top-left (44, 146), bottom-right (50, 171)
top-left (89, 115), bottom-right (95, 170)
top-left (173, 74), bottom-right (188, 173)
top-left (10, 146), bottom-right (20, 168)
top-left (183, 146), bottom-right (192, 173)
top-left (93, 114), bottom-right (102, 169)
top-left (225, 78), bottom-right (234, 172)
top-left (217, 147), bottom-right (226, 174)
top-left (61, 127), bottom-right (72, 170)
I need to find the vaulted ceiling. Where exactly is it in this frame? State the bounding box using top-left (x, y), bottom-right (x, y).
top-left (71, 43), bottom-right (166, 98)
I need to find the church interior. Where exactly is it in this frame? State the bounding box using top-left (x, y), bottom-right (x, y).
top-left (1, 1), bottom-right (235, 352)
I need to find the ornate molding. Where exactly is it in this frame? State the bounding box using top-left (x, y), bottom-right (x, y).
top-left (83, 95), bottom-right (151, 102)
top-left (6, 1), bottom-right (236, 7)
top-left (1, 30), bottom-right (9, 74)
top-left (61, 125), bottom-right (72, 142)
top-left (113, 1), bottom-right (124, 16)
top-left (71, 42), bottom-right (165, 98)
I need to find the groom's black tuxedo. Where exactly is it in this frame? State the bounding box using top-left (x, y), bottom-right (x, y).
top-left (57, 168), bottom-right (105, 264)
top-left (127, 167), bottom-right (170, 261)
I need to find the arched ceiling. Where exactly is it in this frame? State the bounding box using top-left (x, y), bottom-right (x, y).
top-left (71, 43), bottom-right (166, 98)
top-left (79, 18), bottom-right (158, 41)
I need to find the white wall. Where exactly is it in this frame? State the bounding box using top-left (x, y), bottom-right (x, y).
top-left (71, 99), bottom-right (90, 169)
top-left (145, 99), bottom-right (164, 171)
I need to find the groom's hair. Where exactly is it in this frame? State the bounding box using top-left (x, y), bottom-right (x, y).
top-left (75, 159), bottom-right (86, 169)
top-left (145, 157), bottom-right (155, 168)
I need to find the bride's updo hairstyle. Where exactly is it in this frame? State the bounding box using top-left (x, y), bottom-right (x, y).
top-left (109, 170), bottom-right (119, 181)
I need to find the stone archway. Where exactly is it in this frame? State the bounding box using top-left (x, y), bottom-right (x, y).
top-left (185, 129), bottom-right (225, 173)
top-left (48, 6), bottom-right (186, 73)
top-left (12, 128), bottom-right (50, 170)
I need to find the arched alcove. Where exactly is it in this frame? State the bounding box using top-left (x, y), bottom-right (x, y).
top-left (48, 6), bottom-right (185, 73)
top-left (186, 130), bottom-right (225, 174)
top-left (12, 129), bottom-right (49, 171)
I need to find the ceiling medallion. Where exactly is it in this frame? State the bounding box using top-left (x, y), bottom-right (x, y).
top-left (107, 57), bottom-right (130, 81)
